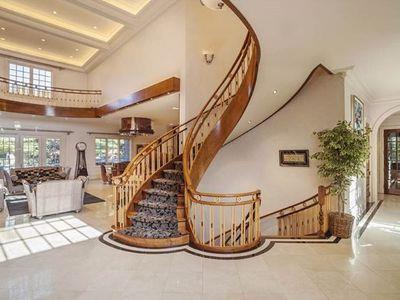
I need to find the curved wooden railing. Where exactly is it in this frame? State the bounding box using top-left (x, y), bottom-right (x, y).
top-left (183, 30), bottom-right (261, 252)
top-left (262, 185), bottom-right (333, 238)
top-left (112, 119), bottom-right (195, 228)
top-left (0, 76), bottom-right (101, 107)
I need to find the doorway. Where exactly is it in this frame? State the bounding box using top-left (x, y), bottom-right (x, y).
top-left (384, 129), bottom-right (400, 194)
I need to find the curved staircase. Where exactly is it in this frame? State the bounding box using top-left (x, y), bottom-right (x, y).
top-left (111, 1), bottom-right (262, 253)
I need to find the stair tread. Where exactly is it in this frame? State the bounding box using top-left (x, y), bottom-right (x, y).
top-left (163, 169), bottom-right (183, 174)
top-left (144, 188), bottom-right (178, 197)
top-left (138, 199), bottom-right (177, 210)
top-left (131, 211), bottom-right (177, 223)
top-left (152, 178), bottom-right (181, 185)
top-left (119, 227), bottom-right (181, 239)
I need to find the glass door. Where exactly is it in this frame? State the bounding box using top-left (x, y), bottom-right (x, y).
top-left (384, 129), bottom-right (400, 194)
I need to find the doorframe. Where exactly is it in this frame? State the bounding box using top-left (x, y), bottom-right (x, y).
top-left (383, 129), bottom-right (400, 194)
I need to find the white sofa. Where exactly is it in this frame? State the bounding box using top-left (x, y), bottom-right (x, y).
top-left (23, 178), bottom-right (87, 219)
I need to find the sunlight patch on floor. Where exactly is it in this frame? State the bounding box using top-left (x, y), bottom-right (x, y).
top-left (0, 215), bottom-right (102, 262)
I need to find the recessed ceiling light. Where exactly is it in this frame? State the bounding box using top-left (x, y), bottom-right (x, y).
top-left (1, 27), bottom-right (5, 31)
top-left (41, 38), bottom-right (46, 42)
top-left (38, 47), bottom-right (42, 50)
top-left (69, 55), bottom-right (73, 58)
top-left (248, 120), bottom-right (252, 124)
top-left (273, 90), bottom-right (278, 95)
top-left (75, 48), bottom-right (79, 51)
top-left (0, 37), bottom-right (5, 41)
top-left (93, 26), bottom-right (97, 30)
top-left (172, 106), bottom-right (179, 110)
top-left (52, 10), bottom-right (57, 15)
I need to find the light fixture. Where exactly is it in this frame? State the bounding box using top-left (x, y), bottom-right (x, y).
top-left (69, 55), bottom-right (74, 58)
top-left (273, 90), bottom-right (278, 95)
top-left (75, 48), bottom-right (79, 52)
top-left (14, 122), bottom-right (21, 129)
top-left (52, 10), bottom-right (57, 15)
top-left (172, 106), bottom-right (179, 110)
top-left (0, 37), bottom-right (5, 41)
top-left (41, 38), bottom-right (46, 42)
top-left (93, 26), bottom-right (98, 30)
top-left (200, 0), bottom-right (224, 10)
top-left (203, 51), bottom-right (215, 64)
top-left (248, 120), bottom-right (252, 124)
top-left (1, 27), bottom-right (5, 31)
top-left (38, 47), bottom-right (42, 50)
top-left (0, 128), bottom-right (3, 132)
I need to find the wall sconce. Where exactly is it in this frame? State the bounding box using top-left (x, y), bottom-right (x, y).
top-left (200, 0), bottom-right (224, 10)
top-left (203, 51), bottom-right (215, 65)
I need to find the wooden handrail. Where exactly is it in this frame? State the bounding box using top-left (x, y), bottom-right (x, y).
top-left (0, 77), bottom-right (101, 94)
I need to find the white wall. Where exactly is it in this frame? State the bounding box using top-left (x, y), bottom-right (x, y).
top-left (198, 71), bottom-right (344, 215)
top-left (87, 0), bottom-right (186, 105)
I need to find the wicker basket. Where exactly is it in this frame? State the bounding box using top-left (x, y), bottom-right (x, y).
top-left (329, 212), bottom-right (354, 238)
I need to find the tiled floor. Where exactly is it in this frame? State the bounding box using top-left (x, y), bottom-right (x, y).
top-left (0, 188), bottom-right (399, 299)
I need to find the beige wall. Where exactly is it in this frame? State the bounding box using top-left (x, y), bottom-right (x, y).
top-left (87, 1), bottom-right (185, 105)
top-left (182, 1), bottom-right (247, 121)
top-left (198, 71), bottom-right (345, 216)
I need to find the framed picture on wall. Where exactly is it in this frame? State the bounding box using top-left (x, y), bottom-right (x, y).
top-left (352, 95), bottom-right (364, 131)
top-left (136, 143), bottom-right (148, 154)
top-left (279, 150), bottom-right (310, 167)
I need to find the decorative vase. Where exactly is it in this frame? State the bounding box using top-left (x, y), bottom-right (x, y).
top-left (329, 212), bottom-right (354, 238)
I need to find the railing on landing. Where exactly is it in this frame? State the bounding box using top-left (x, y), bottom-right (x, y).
top-left (0, 76), bottom-right (102, 107)
top-left (262, 185), bottom-right (333, 238)
top-left (183, 31), bottom-right (262, 253)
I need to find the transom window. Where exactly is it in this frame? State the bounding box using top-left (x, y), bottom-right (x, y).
top-left (8, 63), bottom-right (52, 98)
top-left (95, 138), bottom-right (130, 165)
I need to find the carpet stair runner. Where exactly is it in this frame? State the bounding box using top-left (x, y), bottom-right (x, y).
top-left (118, 161), bottom-right (185, 239)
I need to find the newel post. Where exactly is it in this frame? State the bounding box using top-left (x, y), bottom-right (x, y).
top-left (317, 185), bottom-right (326, 238)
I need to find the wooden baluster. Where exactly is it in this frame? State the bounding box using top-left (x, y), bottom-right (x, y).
top-left (241, 204), bottom-right (245, 245)
top-left (201, 204), bottom-right (204, 245)
top-left (318, 185), bottom-right (326, 237)
top-left (219, 206), bottom-right (223, 247)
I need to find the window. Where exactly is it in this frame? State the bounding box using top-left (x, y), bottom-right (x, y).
top-left (95, 138), bottom-right (130, 164)
top-left (0, 136), bottom-right (16, 172)
top-left (45, 138), bottom-right (61, 166)
top-left (33, 68), bottom-right (52, 98)
top-left (9, 63), bottom-right (30, 95)
top-left (8, 63), bottom-right (52, 98)
top-left (23, 137), bottom-right (40, 167)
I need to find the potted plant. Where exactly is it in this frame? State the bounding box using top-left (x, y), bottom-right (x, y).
top-left (312, 121), bottom-right (370, 238)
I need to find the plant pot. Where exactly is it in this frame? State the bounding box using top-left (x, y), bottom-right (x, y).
top-left (329, 212), bottom-right (354, 238)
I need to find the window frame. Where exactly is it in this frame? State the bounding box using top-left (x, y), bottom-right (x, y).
top-left (95, 137), bottom-right (130, 165)
top-left (8, 61), bottom-right (54, 98)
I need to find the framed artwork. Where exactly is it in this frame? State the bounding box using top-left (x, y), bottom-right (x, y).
top-left (279, 150), bottom-right (309, 167)
top-left (136, 143), bottom-right (147, 154)
top-left (352, 95), bottom-right (364, 131)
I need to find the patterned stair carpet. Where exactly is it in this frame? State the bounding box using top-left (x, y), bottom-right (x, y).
top-left (118, 161), bottom-right (184, 239)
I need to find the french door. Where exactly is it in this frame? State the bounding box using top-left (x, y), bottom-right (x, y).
top-left (384, 129), bottom-right (400, 194)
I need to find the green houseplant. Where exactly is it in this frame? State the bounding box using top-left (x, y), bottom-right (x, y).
top-left (312, 121), bottom-right (370, 238)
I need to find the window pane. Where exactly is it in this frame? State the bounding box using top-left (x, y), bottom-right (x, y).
top-left (119, 139), bottom-right (130, 162)
top-left (95, 138), bottom-right (107, 164)
top-left (9, 63), bottom-right (30, 95)
top-left (107, 139), bottom-right (119, 163)
top-left (23, 137), bottom-right (40, 167)
top-left (33, 67), bottom-right (52, 98)
top-left (0, 136), bottom-right (16, 172)
top-left (46, 138), bottom-right (61, 166)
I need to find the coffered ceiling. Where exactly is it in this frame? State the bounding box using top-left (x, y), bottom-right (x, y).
top-left (0, 0), bottom-right (176, 71)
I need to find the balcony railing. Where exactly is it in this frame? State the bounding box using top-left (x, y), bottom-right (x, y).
top-left (0, 77), bottom-right (102, 107)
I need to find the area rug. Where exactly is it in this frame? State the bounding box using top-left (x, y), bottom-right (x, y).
top-left (83, 193), bottom-right (106, 205)
top-left (5, 193), bottom-right (105, 216)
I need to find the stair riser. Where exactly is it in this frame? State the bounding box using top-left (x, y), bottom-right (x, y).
top-left (153, 181), bottom-right (181, 193)
top-left (119, 228), bottom-right (180, 239)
